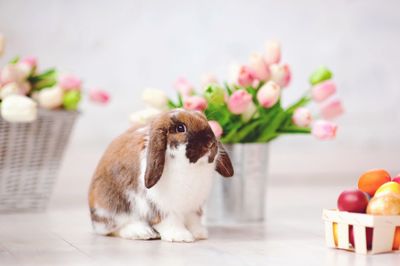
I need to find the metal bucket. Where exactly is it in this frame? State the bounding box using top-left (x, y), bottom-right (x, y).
top-left (206, 143), bottom-right (268, 224)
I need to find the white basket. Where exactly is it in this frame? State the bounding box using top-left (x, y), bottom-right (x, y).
top-left (0, 109), bottom-right (78, 213)
top-left (322, 209), bottom-right (400, 254)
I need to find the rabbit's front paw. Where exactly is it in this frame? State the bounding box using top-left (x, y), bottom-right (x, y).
top-left (159, 228), bottom-right (195, 242)
top-left (189, 225), bottom-right (208, 240)
top-left (117, 222), bottom-right (159, 240)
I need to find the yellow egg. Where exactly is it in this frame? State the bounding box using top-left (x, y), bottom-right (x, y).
top-left (375, 181), bottom-right (400, 196)
top-left (366, 192), bottom-right (400, 215)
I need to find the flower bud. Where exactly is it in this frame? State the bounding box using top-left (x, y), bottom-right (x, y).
top-left (312, 120), bottom-right (337, 140)
top-left (292, 107), bottom-right (312, 127)
top-left (1, 95), bottom-right (37, 122)
top-left (208, 120), bottom-right (223, 138)
top-left (270, 64), bottom-right (291, 88)
top-left (264, 40), bottom-right (281, 65)
top-left (38, 86), bottom-right (64, 109)
top-left (309, 66), bottom-right (332, 85)
top-left (183, 95), bottom-right (208, 111)
top-left (257, 81), bottom-right (281, 108)
top-left (141, 88), bottom-right (168, 110)
top-left (227, 89), bottom-right (252, 114)
top-left (320, 99), bottom-right (344, 120)
top-left (249, 53), bottom-right (270, 81)
top-left (312, 80), bottom-right (336, 102)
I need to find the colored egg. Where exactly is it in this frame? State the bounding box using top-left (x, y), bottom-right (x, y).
top-left (349, 225), bottom-right (373, 250)
top-left (337, 189), bottom-right (369, 213)
top-left (332, 222), bottom-right (338, 246)
top-left (392, 176), bottom-right (400, 184)
top-left (375, 181), bottom-right (400, 196)
top-left (358, 169), bottom-right (391, 196)
top-left (366, 193), bottom-right (400, 215)
top-left (393, 227), bottom-right (400, 250)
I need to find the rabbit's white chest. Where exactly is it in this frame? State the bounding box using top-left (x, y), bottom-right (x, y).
top-left (145, 145), bottom-right (215, 213)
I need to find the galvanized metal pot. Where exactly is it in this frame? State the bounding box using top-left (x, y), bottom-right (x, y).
top-left (206, 143), bottom-right (268, 223)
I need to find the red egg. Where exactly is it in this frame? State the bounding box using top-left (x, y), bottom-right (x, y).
top-left (337, 189), bottom-right (369, 213)
top-left (393, 176), bottom-right (400, 184)
top-left (349, 225), bottom-right (373, 250)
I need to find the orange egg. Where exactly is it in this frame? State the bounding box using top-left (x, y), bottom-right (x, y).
top-left (358, 169), bottom-right (391, 196)
top-left (375, 181), bottom-right (400, 196)
top-left (393, 227), bottom-right (400, 250)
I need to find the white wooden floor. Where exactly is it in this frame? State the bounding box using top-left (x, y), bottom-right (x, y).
top-left (0, 185), bottom-right (399, 266)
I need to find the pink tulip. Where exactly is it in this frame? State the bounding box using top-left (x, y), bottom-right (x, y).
top-left (292, 107), bottom-right (312, 127)
top-left (320, 99), bottom-right (344, 120)
top-left (256, 81), bottom-right (281, 108)
top-left (89, 88), bottom-right (110, 104)
top-left (270, 64), bottom-right (291, 88)
top-left (227, 89), bottom-right (252, 114)
top-left (201, 73), bottom-right (218, 87)
top-left (249, 53), bottom-right (270, 81)
top-left (237, 66), bottom-right (258, 87)
top-left (0, 64), bottom-right (25, 84)
top-left (174, 77), bottom-right (193, 96)
top-left (312, 80), bottom-right (336, 102)
top-left (208, 120), bottom-right (223, 138)
top-left (183, 95), bottom-right (208, 111)
top-left (20, 56), bottom-right (38, 68)
top-left (59, 74), bottom-right (82, 91)
top-left (264, 40), bottom-right (281, 65)
top-left (312, 120), bottom-right (338, 140)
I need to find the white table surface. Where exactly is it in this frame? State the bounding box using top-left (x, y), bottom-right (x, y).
top-left (0, 185), bottom-right (398, 266)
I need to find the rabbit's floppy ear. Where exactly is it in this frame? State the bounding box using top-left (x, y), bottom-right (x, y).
top-left (215, 142), bottom-right (234, 177)
top-left (144, 126), bottom-right (168, 188)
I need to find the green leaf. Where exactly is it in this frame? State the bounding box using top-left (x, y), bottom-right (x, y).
top-left (9, 56), bottom-right (20, 64)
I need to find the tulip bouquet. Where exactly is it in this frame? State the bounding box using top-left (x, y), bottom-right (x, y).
top-left (0, 36), bottom-right (109, 123)
top-left (132, 40), bottom-right (343, 143)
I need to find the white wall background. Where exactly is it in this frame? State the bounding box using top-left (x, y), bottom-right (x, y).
top-left (1, 0), bottom-right (400, 205)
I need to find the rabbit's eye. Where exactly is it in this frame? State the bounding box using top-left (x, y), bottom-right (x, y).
top-left (176, 123), bottom-right (186, 133)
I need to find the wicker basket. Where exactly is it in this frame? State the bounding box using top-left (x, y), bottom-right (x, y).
top-left (0, 109), bottom-right (78, 213)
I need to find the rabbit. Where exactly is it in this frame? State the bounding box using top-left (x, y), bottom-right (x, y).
top-left (88, 109), bottom-right (234, 242)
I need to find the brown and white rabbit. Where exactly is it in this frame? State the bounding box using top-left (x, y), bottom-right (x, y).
top-left (88, 109), bottom-right (233, 242)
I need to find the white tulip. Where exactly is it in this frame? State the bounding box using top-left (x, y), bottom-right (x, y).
top-left (1, 95), bottom-right (38, 122)
top-left (129, 108), bottom-right (161, 126)
top-left (0, 64), bottom-right (26, 84)
top-left (141, 88), bottom-right (168, 110)
top-left (0, 34), bottom-right (5, 56)
top-left (37, 86), bottom-right (64, 109)
top-left (0, 82), bottom-right (21, 99)
top-left (241, 101), bottom-right (257, 122)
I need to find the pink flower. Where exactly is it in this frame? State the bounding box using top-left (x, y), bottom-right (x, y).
top-left (249, 53), bottom-right (270, 81)
top-left (264, 40), bottom-right (281, 65)
top-left (0, 64), bottom-right (25, 84)
top-left (20, 56), bottom-right (38, 68)
top-left (59, 74), bottom-right (82, 91)
top-left (256, 81), bottom-right (281, 108)
top-left (201, 73), bottom-right (218, 87)
top-left (237, 66), bottom-right (258, 87)
top-left (292, 107), bottom-right (312, 127)
top-left (312, 120), bottom-right (338, 140)
top-left (174, 77), bottom-right (193, 96)
top-left (270, 64), bottom-right (291, 88)
top-left (227, 89), bottom-right (252, 114)
top-left (89, 88), bottom-right (110, 104)
top-left (183, 95), bottom-right (208, 111)
top-left (208, 120), bottom-right (223, 138)
top-left (312, 80), bottom-right (336, 102)
top-left (0, 34), bottom-right (5, 56)
top-left (320, 99), bottom-right (344, 120)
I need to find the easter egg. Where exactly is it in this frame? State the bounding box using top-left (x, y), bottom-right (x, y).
top-left (375, 181), bottom-right (400, 196)
top-left (63, 91), bottom-right (81, 110)
top-left (393, 227), bottom-right (400, 250)
top-left (366, 193), bottom-right (400, 215)
top-left (349, 225), bottom-right (373, 250)
top-left (358, 169), bottom-right (391, 196)
top-left (337, 189), bottom-right (369, 213)
top-left (332, 222), bottom-right (338, 246)
top-left (392, 176), bottom-right (400, 184)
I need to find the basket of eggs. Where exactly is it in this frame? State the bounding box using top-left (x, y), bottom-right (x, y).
top-left (322, 169), bottom-right (400, 255)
